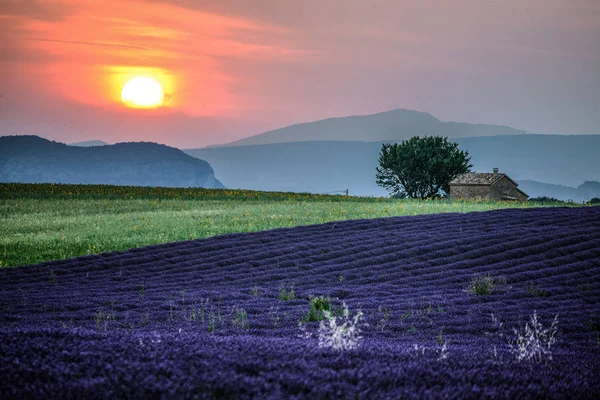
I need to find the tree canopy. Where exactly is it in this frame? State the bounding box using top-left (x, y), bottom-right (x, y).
top-left (376, 136), bottom-right (472, 199)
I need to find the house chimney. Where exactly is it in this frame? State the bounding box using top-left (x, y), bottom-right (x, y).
top-left (493, 168), bottom-right (499, 173)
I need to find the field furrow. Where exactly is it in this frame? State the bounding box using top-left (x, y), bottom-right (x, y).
top-left (1, 207), bottom-right (599, 399)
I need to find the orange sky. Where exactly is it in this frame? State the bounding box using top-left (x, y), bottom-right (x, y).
top-left (1, 0), bottom-right (599, 147)
top-left (4, 0), bottom-right (294, 116)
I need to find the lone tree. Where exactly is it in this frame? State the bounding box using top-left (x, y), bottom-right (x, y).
top-left (376, 136), bottom-right (472, 199)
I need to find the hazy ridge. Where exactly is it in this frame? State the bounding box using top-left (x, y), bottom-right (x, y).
top-left (220, 109), bottom-right (530, 147)
top-left (186, 135), bottom-right (600, 200)
top-left (0, 135), bottom-right (223, 188)
top-left (69, 140), bottom-right (109, 147)
top-left (2, 109), bottom-right (598, 199)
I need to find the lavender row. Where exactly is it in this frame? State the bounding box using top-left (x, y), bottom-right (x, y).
top-left (0, 207), bottom-right (599, 398)
top-left (1, 328), bottom-right (599, 399)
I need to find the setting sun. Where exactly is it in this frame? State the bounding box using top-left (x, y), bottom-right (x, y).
top-left (121, 77), bottom-right (164, 108)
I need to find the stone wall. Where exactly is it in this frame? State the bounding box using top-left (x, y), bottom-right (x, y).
top-left (449, 185), bottom-right (491, 200)
top-left (450, 177), bottom-right (528, 201)
top-left (491, 176), bottom-right (528, 201)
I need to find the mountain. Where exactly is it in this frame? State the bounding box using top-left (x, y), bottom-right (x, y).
top-left (518, 181), bottom-right (577, 201)
top-left (69, 140), bottom-right (109, 147)
top-left (453, 135), bottom-right (599, 187)
top-left (220, 109), bottom-right (530, 147)
top-left (519, 180), bottom-right (600, 202)
top-left (189, 141), bottom-right (382, 195)
top-left (0, 135), bottom-right (223, 188)
top-left (574, 181), bottom-right (600, 203)
top-left (184, 135), bottom-right (600, 199)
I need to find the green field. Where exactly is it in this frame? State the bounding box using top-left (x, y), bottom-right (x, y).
top-left (0, 183), bottom-right (574, 267)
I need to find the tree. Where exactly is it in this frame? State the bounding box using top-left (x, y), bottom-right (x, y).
top-left (376, 136), bottom-right (472, 199)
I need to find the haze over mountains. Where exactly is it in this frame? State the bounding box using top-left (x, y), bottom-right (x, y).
top-left (184, 109), bottom-right (599, 201)
top-left (2, 108), bottom-right (598, 200)
top-left (185, 135), bottom-right (600, 200)
top-left (221, 109), bottom-right (530, 147)
top-left (69, 140), bottom-right (109, 147)
top-left (0, 136), bottom-right (223, 188)
top-left (517, 180), bottom-right (600, 203)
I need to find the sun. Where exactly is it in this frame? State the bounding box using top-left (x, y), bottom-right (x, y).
top-left (121, 77), bottom-right (164, 108)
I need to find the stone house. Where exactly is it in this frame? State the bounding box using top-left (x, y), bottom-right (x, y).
top-left (449, 168), bottom-right (528, 201)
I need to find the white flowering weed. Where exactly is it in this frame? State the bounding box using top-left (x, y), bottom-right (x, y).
top-left (312, 302), bottom-right (364, 351)
top-left (509, 310), bottom-right (558, 363)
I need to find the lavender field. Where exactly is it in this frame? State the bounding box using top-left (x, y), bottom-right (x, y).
top-left (1, 207), bottom-right (599, 399)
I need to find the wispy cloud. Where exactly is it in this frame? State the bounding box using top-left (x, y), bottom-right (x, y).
top-left (1, 0), bottom-right (599, 139)
top-left (2, 0), bottom-right (310, 116)
top-left (0, 0), bottom-right (77, 21)
top-left (25, 38), bottom-right (153, 51)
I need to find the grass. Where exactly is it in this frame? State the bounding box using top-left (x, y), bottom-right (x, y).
top-left (0, 182), bottom-right (577, 267)
top-left (279, 285), bottom-right (296, 301)
top-left (376, 305), bottom-right (390, 332)
top-left (466, 274), bottom-right (508, 296)
top-left (231, 306), bottom-right (249, 330)
top-left (304, 296), bottom-right (333, 322)
top-left (527, 283), bottom-right (550, 297)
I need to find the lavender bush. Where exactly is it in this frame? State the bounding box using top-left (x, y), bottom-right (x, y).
top-left (1, 207), bottom-right (599, 398)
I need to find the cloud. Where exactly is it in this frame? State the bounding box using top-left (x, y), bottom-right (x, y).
top-left (1, 0), bottom-right (312, 118)
top-left (0, 0), bottom-right (76, 21)
top-left (25, 38), bottom-right (153, 51)
top-left (2, 0), bottom-right (599, 138)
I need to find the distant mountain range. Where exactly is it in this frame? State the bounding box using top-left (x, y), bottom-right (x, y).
top-left (69, 140), bottom-right (109, 147)
top-left (517, 181), bottom-right (578, 201)
top-left (220, 109), bottom-right (529, 147)
top-left (572, 181), bottom-right (600, 202)
top-left (2, 108), bottom-right (598, 200)
top-left (185, 135), bottom-right (600, 200)
top-left (194, 108), bottom-right (597, 200)
top-left (0, 135), bottom-right (223, 188)
top-left (518, 180), bottom-right (600, 202)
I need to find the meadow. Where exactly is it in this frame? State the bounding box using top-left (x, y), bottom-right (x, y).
top-left (1, 206), bottom-right (599, 398)
top-left (0, 183), bottom-right (571, 267)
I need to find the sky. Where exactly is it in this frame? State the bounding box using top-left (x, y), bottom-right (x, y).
top-left (1, 0), bottom-right (599, 148)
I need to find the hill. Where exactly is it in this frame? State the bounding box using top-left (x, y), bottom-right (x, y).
top-left (188, 141), bottom-right (382, 195)
top-left (185, 135), bottom-right (600, 198)
top-left (574, 181), bottom-right (600, 203)
top-left (0, 135), bottom-right (223, 188)
top-left (69, 140), bottom-right (109, 147)
top-left (518, 180), bottom-right (577, 201)
top-left (517, 180), bottom-right (600, 203)
top-left (220, 109), bottom-right (529, 147)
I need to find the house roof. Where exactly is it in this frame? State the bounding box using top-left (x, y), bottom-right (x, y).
top-left (449, 173), bottom-right (519, 187)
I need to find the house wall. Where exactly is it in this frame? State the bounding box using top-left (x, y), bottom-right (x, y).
top-left (450, 185), bottom-right (491, 200)
top-left (491, 176), bottom-right (528, 201)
